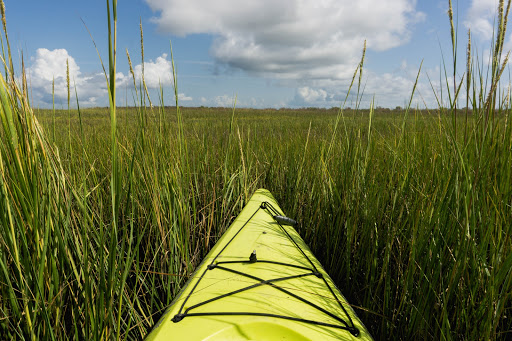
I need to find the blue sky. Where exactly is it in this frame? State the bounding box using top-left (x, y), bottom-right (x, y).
top-left (4, 0), bottom-right (508, 109)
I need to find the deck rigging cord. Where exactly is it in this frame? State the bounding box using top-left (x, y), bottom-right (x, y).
top-left (172, 201), bottom-right (360, 337)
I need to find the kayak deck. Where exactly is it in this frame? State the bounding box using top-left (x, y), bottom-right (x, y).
top-left (147, 189), bottom-right (372, 340)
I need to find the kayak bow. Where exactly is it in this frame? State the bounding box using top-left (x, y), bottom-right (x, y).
top-left (147, 189), bottom-right (372, 340)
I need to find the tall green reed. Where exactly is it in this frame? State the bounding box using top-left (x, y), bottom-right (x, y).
top-left (1, 0), bottom-right (512, 340)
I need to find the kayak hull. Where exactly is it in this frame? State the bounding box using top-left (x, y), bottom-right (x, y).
top-left (146, 189), bottom-right (372, 340)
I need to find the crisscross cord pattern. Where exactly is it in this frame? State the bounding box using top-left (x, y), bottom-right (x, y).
top-left (171, 201), bottom-right (360, 337)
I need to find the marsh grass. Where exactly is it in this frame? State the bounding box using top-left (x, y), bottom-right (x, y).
top-left (0, 0), bottom-right (512, 340)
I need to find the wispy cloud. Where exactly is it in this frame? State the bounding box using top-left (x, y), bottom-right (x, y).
top-left (288, 62), bottom-right (438, 109)
top-left (464, 0), bottom-right (499, 41)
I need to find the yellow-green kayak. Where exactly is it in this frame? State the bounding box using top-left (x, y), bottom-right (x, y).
top-left (146, 189), bottom-right (372, 340)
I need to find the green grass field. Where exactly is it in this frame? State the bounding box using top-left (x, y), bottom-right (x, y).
top-left (1, 0), bottom-right (512, 340)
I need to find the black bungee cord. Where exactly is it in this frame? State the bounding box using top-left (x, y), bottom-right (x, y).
top-left (172, 201), bottom-right (360, 337)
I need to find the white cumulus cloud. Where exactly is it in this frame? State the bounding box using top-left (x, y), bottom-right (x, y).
top-left (295, 87), bottom-right (329, 105)
top-left (133, 53), bottom-right (173, 88)
top-left (178, 93), bottom-right (192, 101)
top-left (30, 48), bottom-right (80, 83)
top-left (145, 0), bottom-right (424, 81)
top-left (25, 49), bottom-right (180, 107)
top-left (26, 48), bottom-right (110, 106)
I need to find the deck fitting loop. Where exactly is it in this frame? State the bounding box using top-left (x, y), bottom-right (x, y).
top-left (249, 250), bottom-right (257, 263)
top-left (172, 314), bottom-right (185, 323)
top-left (348, 327), bottom-right (360, 336)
